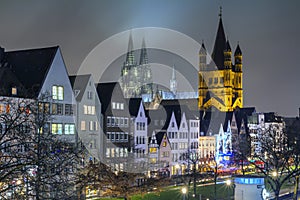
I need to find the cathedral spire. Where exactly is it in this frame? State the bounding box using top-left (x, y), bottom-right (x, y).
top-left (125, 31), bottom-right (135, 66)
top-left (139, 37), bottom-right (148, 65)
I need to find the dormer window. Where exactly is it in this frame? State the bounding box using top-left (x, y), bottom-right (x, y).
top-left (74, 90), bottom-right (80, 97)
top-left (11, 87), bottom-right (17, 95)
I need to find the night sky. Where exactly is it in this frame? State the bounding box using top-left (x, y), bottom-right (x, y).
top-left (0, 0), bottom-right (300, 117)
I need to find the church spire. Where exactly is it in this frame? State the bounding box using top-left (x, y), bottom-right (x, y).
top-left (125, 31), bottom-right (135, 66)
top-left (170, 65), bottom-right (177, 94)
top-left (139, 37), bottom-right (148, 65)
top-left (212, 6), bottom-right (226, 70)
top-left (199, 40), bottom-right (207, 71)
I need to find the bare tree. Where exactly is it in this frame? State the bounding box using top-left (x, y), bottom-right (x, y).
top-left (250, 124), bottom-right (300, 200)
top-left (0, 96), bottom-right (80, 199)
top-left (232, 133), bottom-right (251, 175)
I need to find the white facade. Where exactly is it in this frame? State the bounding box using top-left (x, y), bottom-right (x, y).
top-left (39, 49), bottom-right (77, 143)
top-left (73, 75), bottom-right (103, 162)
top-left (167, 112), bottom-right (200, 175)
top-left (167, 112), bottom-right (179, 165)
top-left (133, 101), bottom-right (148, 161)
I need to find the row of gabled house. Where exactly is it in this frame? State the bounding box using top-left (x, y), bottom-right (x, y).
top-left (1, 45), bottom-right (296, 179)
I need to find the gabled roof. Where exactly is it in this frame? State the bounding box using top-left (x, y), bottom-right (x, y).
top-left (0, 46), bottom-right (58, 98)
top-left (155, 131), bottom-right (165, 146)
top-left (96, 82), bottom-right (127, 114)
top-left (201, 107), bottom-right (256, 135)
top-left (69, 74), bottom-right (91, 101)
top-left (127, 98), bottom-right (143, 117)
top-left (146, 99), bottom-right (200, 134)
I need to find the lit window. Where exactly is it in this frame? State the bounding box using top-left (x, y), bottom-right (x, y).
top-left (150, 158), bottom-right (156, 164)
top-left (52, 86), bottom-right (64, 100)
top-left (163, 141), bottom-right (167, 147)
top-left (149, 147), bottom-right (157, 153)
top-left (106, 148), bottom-right (110, 158)
top-left (52, 103), bottom-right (63, 115)
top-left (52, 123), bottom-right (63, 134)
top-left (84, 105), bottom-right (95, 115)
top-left (0, 104), bottom-right (5, 113)
top-left (83, 105), bottom-right (88, 114)
top-left (120, 103), bottom-right (124, 110)
top-left (81, 121), bottom-right (86, 131)
top-left (65, 124), bottom-right (75, 134)
top-left (52, 86), bottom-right (57, 100)
top-left (89, 121), bottom-right (93, 131)
top-left (91, 106), bottom-right (95, 115)
top-left (58, 86), bottom-right (64, 100)
top-left (11, 87), bottom-right (17, 95)
top-left (94, 121), bottom-right (98, 131)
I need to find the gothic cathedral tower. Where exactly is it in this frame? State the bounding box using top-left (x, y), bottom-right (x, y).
top-left (120, 33), bottom-right (153, 98)
top-left (198, 8), bottom-right (243, 111)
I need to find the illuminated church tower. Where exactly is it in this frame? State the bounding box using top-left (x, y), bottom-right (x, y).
top-left (121, 33), bottom-right (153, 98)
top-left (198, 8), bottom-right (243, 111)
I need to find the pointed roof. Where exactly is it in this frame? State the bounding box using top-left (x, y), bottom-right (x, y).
top-left (69, 74), bottom-right (91, 101)
top-left (211, 9), bottom-right (226, 70)
top-left (149, 131), bottom-right (158, 147)
top-left (225, 40), bottom-right (231, 51)
top-left (139, 38), bottom-right (148, 65)
top-left (96, 82), bottom-right (126, 114)
top-left (125, 32), bottom-right (135, 66)
top-left (0, 46), bottom-right (58, 98)
top-left (234, 43), bottom-right (242, 55)
top-left (199, 41), bottom-right (207, 54)
top-left (200, 107), bottom-right (256, 135)
top-left (127, 97), bottom-right (147, 118)
top-left (155, 131), bottom-right (165, 146)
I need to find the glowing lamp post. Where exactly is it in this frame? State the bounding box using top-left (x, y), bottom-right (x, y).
top-left (226, 179), bottom-right (232, 200)
top-left (181, 187), bottom-right (187, 200)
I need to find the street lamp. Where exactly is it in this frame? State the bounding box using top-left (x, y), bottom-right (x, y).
top-left (181, 187), bottom-right (187, 200)
top-left (226, 179), bottom-right (231, 200)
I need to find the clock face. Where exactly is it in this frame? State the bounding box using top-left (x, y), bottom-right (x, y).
top-left (261, 188), bottom-right (269, 200)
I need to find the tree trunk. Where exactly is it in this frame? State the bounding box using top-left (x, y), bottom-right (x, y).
top-left (193, 165), bottom-right (196, 196)
top-left (274, 190), bottom-right (280, 200)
